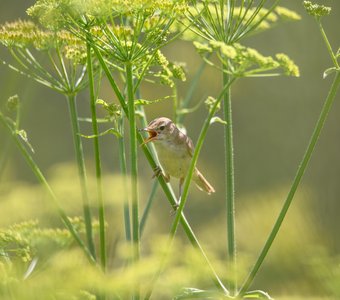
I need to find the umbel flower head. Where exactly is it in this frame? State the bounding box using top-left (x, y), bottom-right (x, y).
top-left (0, 20), bottom-right (90, 94)
top-left (194, 40), bottom-right (300, 77)
top-left (27, 0), bottom-right (188, 63)
top-left (182, 1), bottom-right (301, 43)
top-left (0, 20), bottom-right (87, 64)
top-left (303, 1), bottom-right (331, 18)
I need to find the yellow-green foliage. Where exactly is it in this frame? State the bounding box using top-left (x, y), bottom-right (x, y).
top-left (1, 164), bottom-right (339, 299)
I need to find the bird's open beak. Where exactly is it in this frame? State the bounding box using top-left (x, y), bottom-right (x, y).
top-left (139, 127), bottom-right (158, 146)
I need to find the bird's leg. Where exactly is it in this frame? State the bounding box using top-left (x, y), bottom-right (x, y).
top-left (152, 166), bottom-right (170, 182)
top-left (175, 177), bottom-right (185, 210)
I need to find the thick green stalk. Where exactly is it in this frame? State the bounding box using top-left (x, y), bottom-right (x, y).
top-left (67, 94), bottom-right (96, 260)
top-left (238, 71), bottom-right (340, 296)
top-left (126, 62), bottom-right (140, 256)
top-left (126, 63), bottom-right (140, 300)
top-left (223, 72), bottom-right (237, 293)
top-left (0, 111), bottom-right (95, 264)
top-left (86, 43), bottom-right (106, 271)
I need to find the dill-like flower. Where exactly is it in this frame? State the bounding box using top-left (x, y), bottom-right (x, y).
top-left (303, 1), bottom-right (331, 18)
top-left (193, 40), bottom-right (300, 77)
top-left (275, 53), bottom-right (300, 77)
top-left (0, 20), bottom-right (91, 93)
top-left (183, 2), bottom-right (301, 43)
top-left (0, 20), bottom-right (87, 64)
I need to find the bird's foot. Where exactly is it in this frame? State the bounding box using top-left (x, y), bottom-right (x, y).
top-left (152, 166), bottom-right (170, 183)
top-left (170, 202), bottom-right (179, 216)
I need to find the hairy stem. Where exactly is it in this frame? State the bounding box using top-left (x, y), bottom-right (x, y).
top-left (223, 72), bottom-right (237, 293)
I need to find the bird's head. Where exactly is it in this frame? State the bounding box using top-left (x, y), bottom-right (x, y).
top-left (140, 117), bottom-right (176, 145)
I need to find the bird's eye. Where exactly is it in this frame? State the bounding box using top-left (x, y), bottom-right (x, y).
top-left (159, 125), bottom-right (165, 131)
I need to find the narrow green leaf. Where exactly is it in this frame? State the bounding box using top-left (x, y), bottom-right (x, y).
top-left (210, 116), bottom-right (227, 125)
top-left (323, 67), bottom-right (337, 79)
top-left (96, 99), bottom-right (121, 117)
top-left (96, 99), bottom-right (108, 106)
top-left (336, 48), bottom-right (340, 58)
top-left (78, 117), bottom-right (111, 123)
top-left (16, 129), bottom-right (35, 153)
top-left (79, 128), bottom-right (122, 139)
top-left (177, 98), bottom-right (204, 116)
top-left (134, 97), bottom-right (170, 106)
top-left (244, 290), bottom-right (273, 299)
top-left (174, 288), bottom-right (230, 299)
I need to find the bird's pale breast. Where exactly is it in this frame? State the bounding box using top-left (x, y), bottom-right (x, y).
top-left (154, 139), bottom-right (191, 179)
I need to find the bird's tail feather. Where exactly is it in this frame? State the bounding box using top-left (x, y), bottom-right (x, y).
top-left (194, 169), bottom-right (215, 195)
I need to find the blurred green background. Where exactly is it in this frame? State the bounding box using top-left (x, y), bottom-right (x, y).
top-left (1, 1), bottom-right (340, 299)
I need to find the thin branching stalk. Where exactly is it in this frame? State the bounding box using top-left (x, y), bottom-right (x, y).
top-left (0, 111), bottom-right (95, 264)
top-left (238, 71), bottom-right (340, 296)
top-left (223, 71), bottom-right (237, 294)
top-left (177, 56), bottom-right (209, 124)
top-left (317, 21), bottom-right (339, 69)
top-left (86, 42), bottom-right (106, 271)
top-left (67, 94), bottom-right (96, 260)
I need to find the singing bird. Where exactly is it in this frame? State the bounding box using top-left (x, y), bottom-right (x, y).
top-left (140, 117), bottom-right (215, 197)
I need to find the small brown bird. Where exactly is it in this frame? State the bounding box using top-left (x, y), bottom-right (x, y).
top-left (140, 117), bottom-right (215, 197)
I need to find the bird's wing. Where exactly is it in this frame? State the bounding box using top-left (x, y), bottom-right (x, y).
top-left (185, 136), bottom-right (195, 157)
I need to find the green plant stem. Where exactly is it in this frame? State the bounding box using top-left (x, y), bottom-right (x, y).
top-left (118, 113), bottom-right (131, 242)
top-left (126, 62), bottom-right (140, 257)
top-left (67, 94), bottom-right (96, 260)
top-left (87, 43), bottom-right (106, 271)
top-left (93, 45), bottom-right (226, 292)
top-left (140, 180), bottom-right (159, 236)
top-left (238, 71), bottom-right (340, 296)
top-left (223, 72), bottom-right (237, 294)
top-left (317, 20), bottom-right (339, 69)
top-left (144, 79), bottom-right (235, 300)
top-left (0, 111), bottom-right (95, 264)
top-left (177, 54), bottom-right (209, 124)
top-left (125, 62), bottom-right (140, 300)
top-left (0, 138), bottom-right (10, 181)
